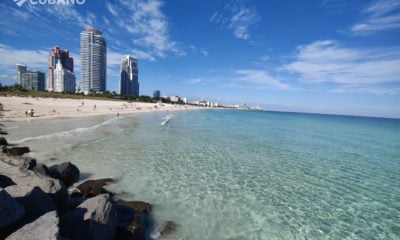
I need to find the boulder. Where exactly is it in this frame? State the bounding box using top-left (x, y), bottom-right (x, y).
top-left (6, 211), bottom-right (61, 240)
top-left (115, 200), bottom-right (154, 240)
top-left (0, 175), bottom-right (16, 188)
top-left (49, 162), bottom-right (80, 187)
top-left (60, 194), bottom-right (117, 240)
top-left (32, 163), bottom-right (50, 176)
top-left (116, 199), bottom-right (152, 213)
top-left (19, 158), bottom-right (37, 171)
top-left (75, 178), bottom-right (113, 198)
top-left (0, 189), bottom-right (25, 229)
top-left (0, 131), bottom-right (8, 135)
top-left (6, 147), bottom-right (30, 156)
top-left (0, 137), bottom-right (7, 146)
top-left (6, 186), bottom-right (57, 223)
top-left (0, 158), bottom-right (68, 208)
top-left (159, 220), bottom-right (178, 236)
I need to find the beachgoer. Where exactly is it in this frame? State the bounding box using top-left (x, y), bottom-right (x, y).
top-left (82, 101), bottom-right (84, 106)
top-left (117, 112), bottom-right (120, 117)
top-left (0, 103), bottom-right (3, 111)
top-left (94, 104), bottom-right (96, 110)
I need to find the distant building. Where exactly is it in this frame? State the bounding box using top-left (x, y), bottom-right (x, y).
top-left (47, 46), bottom-right (74, 91)
top-left (54, 60), bottom-right (76, 93)
top-left (16, 64), bottom-right (27, 85)
top-left (119, 55), bottom-right (139, 96)
top-left (16, 64), bottom-right (45, 91)
top-left (80, 28), bottom-right (107, 93)
top-left (153, 90), bottom-right (161, 99)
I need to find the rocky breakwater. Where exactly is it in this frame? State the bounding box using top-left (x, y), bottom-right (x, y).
top-left (0, 134), bottom-right (177, 239)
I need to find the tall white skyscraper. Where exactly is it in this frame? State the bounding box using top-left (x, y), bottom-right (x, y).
top-left (54, 60), bottom-right (76, 93)
top-left (120, 55), bottom-right (139, 97)
top-left (80, 28), bottom-right (106, 93)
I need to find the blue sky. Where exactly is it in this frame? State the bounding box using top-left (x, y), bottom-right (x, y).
top-left (0, 0), bottom-right (399, 118)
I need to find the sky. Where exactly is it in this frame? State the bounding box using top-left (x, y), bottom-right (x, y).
top-left (0, 0), bottom-right (399, 118)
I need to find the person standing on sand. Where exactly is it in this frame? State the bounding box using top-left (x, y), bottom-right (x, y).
top-left (82, 101), bottom-right (84, 107)
top-left (94, 104), bottom-right (96, 110)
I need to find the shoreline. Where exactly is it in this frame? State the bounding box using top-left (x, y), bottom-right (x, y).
top-left (0, 124), bottom-right (174, 239)
top-left (0, 96), bottom-right (202, 122)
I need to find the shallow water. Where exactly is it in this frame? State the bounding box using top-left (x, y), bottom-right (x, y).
top-left (5, 110), bottom-right (400, 239)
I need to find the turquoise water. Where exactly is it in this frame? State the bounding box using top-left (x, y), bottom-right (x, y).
top-left (6, 110), bottom-right (400, 239)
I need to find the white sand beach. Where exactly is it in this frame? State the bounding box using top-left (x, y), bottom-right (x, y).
top-left (0, 96), bottom-right (197, 121)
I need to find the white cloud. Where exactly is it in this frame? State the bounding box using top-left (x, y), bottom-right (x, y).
top-left (210, 1), bottom-right (260, 40)
top-left (283, 40), bottom-right (400, 85)
top-left (0, 44), bottom-right (48, 69)
top-left (351, 0), bottom-right (400, 34)
top-left (115, 0), bottom-right (181, 58)
top-left (331, 86), bottom-right (400, 95)
top-left (233, 69), bottom-right (289, 89)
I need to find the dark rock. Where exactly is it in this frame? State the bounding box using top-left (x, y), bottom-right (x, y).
top-left (20, 158), bottom-right (37, 171)
top-left (60, 194), bottom-right (117, 240)
top-left (6, 147), bottom-right (30, 156)
top-left (32, 163), bottom-right (50, 176)
top-left (159, 220), bottom-right (178, 236)
top-left (0, 175), bottom-right (16, 188)
top-left (0, 189), bottom-right (25, 229)
top-left (49, 162), bottom-right (80, 187)
top-left (59, 195), bottom-right (86, 215)
top-left (0, 131), bottom-right (8, 135)
top-left (75, 178), bottom-right (113, 198)
top-left (11, 186), bottom-right (57, 223)
top-left (5, 211), bottom-right (61, 240)
top-left (115, 200), bottom-right (154, 240)
top-left (0, 137), bottom-right (7, 145)
top-left (2, 145), bottom-right (7, 153)
top-left (116, 199), bottom-right (152, 213)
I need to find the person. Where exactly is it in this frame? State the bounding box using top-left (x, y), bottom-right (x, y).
top-left (94, 104), bottom-right (96, 110)
top-left (82, 101), bottom-right (84, 106)
top-left (0, 103), bottom-right (4, 111)
top-left (117, 112), bottom-right (120, 117)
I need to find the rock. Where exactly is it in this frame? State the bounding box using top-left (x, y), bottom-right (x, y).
top-left (159, 220), bottom-right (178, 236)
top-left (6, 147), bottom-right (30, 156)
top-left (0, 175), bottom-right (16, 188)
top-left (20, 158), bottom-right (37, 171)
top-left (6, 211), bottom-right (61, 240)
top-left (0, 158), bottom-right (68, 208)
top-left (32, 163), bottom-right (50, 176)
top-left (0, 131), bottom-right (8, 135)
top-left (60, 194), bottom-right (117, 240)
top-left (115, 200), bottom-right (154, 240)
top-left (0, 137), bottom-right (7, 146)
top-left (6, 186), bottom-right (57, 223)
top-left (49, 162), bottom-right (80, 187)
top-left (0, 189), bottom-right (25, 229)
top-left (116, 199), bottom-right (152, 213)
top-left (75, 178), bottom-right (113, 198)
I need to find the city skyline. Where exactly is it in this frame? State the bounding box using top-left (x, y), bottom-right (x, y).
top-left (0, 0), bottom-right (399, 118)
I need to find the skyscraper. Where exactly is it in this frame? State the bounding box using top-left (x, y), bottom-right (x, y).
top-left (47, 46), bottom-right (74, 92)
top-left (16, 64), bottom-right (45, 91)
top-left (54, 60), bottom-right (76, 93)
top-left (120, 55), bottom-right (139, 97)
top-left (153, 90), bottom-right (161, 99)
top-left (16, 64), bottom-right (27, 85)
top-left (80, 28), bottom-right (107, 93)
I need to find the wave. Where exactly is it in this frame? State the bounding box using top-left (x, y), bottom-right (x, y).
top-left (161, 114), bottom-right (174, 126)
top-left (13, 117), bottom-right (122, 144)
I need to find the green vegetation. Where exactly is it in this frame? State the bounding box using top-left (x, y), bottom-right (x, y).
top-left (0, 83), bottom-right (159, 103)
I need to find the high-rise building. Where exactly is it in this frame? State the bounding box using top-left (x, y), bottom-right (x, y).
top-left (153, 90), bottom-right (160, 99)
top-left (80, 28), bottom-right (107, 93)
top-left (16, 64), bottom-right (27, 85)
top-left (47, 46), bottom-right (74, 91)
top-left (16, 64), bottom-right (45, 91)
top-left (119, 55), bottom-right (139, 97)
top-left (54, 60), bottom-right (76, 93)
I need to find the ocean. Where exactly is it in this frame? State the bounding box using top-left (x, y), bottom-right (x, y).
top-left (6, 110), bottom-right (400, 239)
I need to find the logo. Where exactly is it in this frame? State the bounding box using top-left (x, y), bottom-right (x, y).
top-left (14, 0), bottom-right (86, 7)
top-left (14, 0), bottom-right (27, 7)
